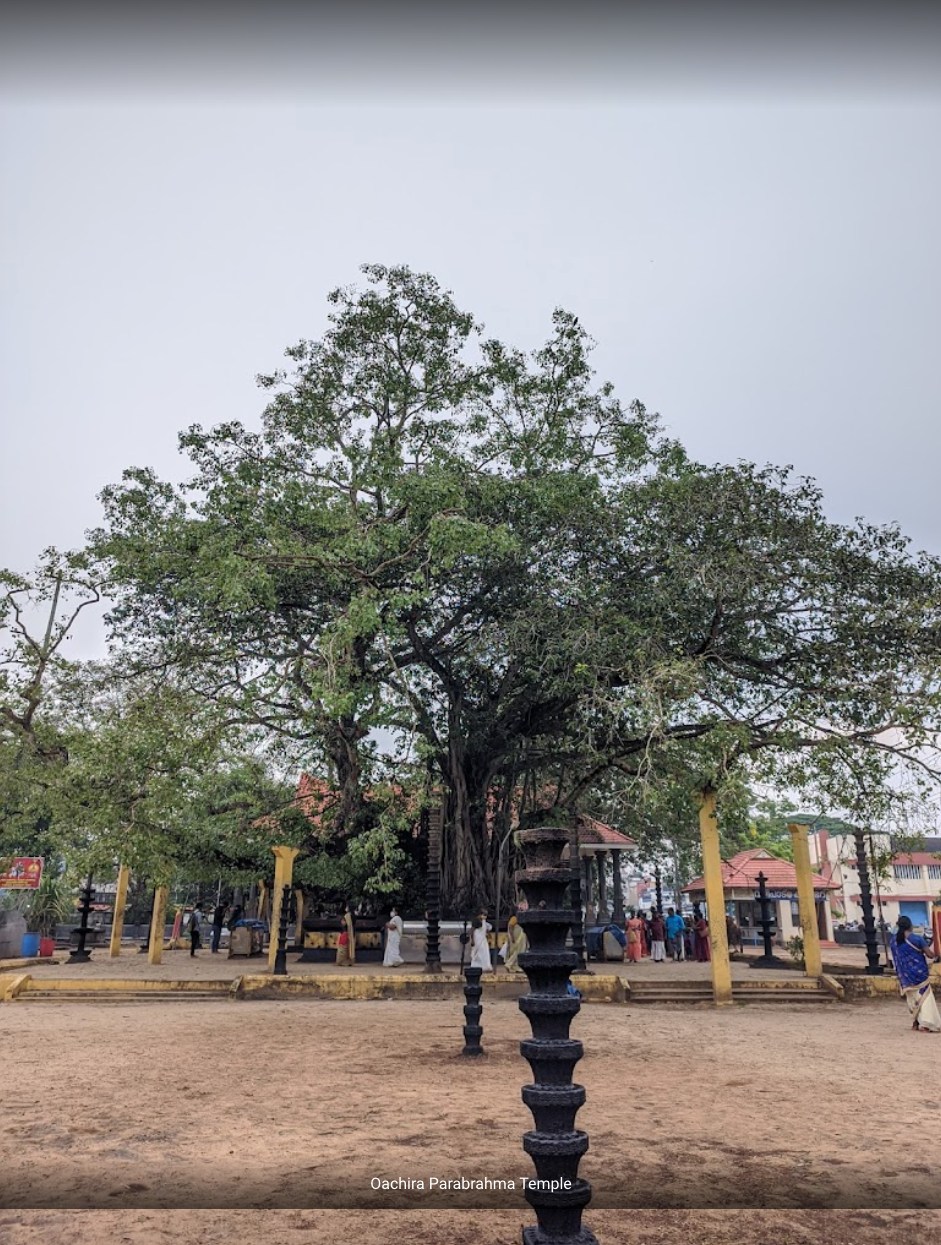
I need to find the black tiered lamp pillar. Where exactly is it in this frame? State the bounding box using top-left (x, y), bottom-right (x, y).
top-left (752, 871), bottom-right (784, 968)
top-left (68, 873), bottom-right (95, 963)
top-left (273, 884), bottom-right (292, 976)
top-left (654, 864), bottom-right (663, 915)
top-left (461, 965), bottom-right (484, 1056)
top-left (140, 888), bottom-right (156, 953)
top-left (517, 826), bottom-right (598, 1245)
top-left (853, 828), bottom-right (884, 976)
top-left (568, 824), bottom-right (587, 973)
top-left (424, 804), bottom-right (443, 973)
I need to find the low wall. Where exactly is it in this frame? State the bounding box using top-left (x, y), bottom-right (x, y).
top-left (835, 970), bottom-right (941, 1001)
top-left (235, 972), bottom-right (626, 1004)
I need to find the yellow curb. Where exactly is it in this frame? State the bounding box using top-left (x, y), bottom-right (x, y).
top-left (0, 973), bottom-right (31, 1001)
top-left (819, 973), bottom-right (846, 1000)
top-left (3, 971), bottom-right (628, 1004)
top-left (0, 957), bottom-right (65, 971)
top-left (14, 977), bottom-right (233, 994)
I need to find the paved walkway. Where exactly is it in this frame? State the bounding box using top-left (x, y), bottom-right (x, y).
top-left (1, 941), bottom-right (883, 983)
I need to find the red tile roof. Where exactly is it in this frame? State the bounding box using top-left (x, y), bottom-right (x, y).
top-left (683, 848), bottom-right (837, 894)
top-left (891, 852), bottom-right (941, 866)
top-left (575, 814), bottom-right (637, 850)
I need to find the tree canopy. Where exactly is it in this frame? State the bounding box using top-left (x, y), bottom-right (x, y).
top-left (5, 263), bottom-right (939, 914)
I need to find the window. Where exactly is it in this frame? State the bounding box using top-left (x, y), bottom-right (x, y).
top-left (927, 864), bottom-right (941, 881)
top-left (893, 864), bottom-right (922, 880)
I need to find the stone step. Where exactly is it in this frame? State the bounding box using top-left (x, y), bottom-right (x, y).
top-left (733, 979), bottom-right (823, 990)
top-left (630, 992), bottom-right (714, 1003)
top-left (628, 980), bottom-right (720, 991)
top-left (628, 983), bottom-right (834, 1005)
top-left (734, 991), bottom-right (834, 1004)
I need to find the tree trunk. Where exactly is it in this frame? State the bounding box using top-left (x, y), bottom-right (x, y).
top-left (323, 712), bottom-right (367, 837)
top-left (441, 713), bottom-right (494, 915)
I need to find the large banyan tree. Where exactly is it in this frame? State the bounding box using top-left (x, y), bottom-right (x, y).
top-left (91, 264), bottom-right (941, 912)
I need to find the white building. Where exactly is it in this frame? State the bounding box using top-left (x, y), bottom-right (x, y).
top-left (806, 827), bottom-right (941, 934)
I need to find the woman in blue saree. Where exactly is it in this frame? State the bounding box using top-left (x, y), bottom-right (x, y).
top-left (889, 915), bottom-right (940, 1032)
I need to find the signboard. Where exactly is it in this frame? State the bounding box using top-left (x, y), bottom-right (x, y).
top-left (0, 857), bottom-right (44, 890)
top-left (755, 888), bottom-right (828, 901)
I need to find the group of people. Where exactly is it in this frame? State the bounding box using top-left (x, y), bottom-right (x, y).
top-left (360, 906), bottom-right (531, 972)
top-left (184, 900), bottom-right (244, 957)
top-left (624, 906), bottom-right (713, 963)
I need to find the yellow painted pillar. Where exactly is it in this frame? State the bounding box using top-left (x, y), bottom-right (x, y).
top-left (147, 886), bottom-right (169, 966)
top-left (109, 864), bottom-right (130, 958)
top-left (788, 823), bottom-right (823, 977)
top-left (698, 787), bottom-right (733, 1006)
top-left (268, 846), bottom-right (300, 971)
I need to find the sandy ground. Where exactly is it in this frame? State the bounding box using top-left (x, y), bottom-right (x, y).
top-left (3, 941), bottom-right (882, 982)
top-left (2, 996), bottom-right (940, 1245)
top-left (2, 1209), bottom-right (938, 1245)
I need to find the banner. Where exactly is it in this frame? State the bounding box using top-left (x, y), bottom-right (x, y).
top-left (755, 888), bottom-right (828, 901)
top-left (0, 857), bottom-right (44, 890)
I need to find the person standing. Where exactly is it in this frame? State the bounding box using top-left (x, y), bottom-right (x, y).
top-left (889, 915), bottom-right (940, 1032)
top-left (650, 910), bottom-right (666, 962)
top-left (383, 907), bottom-right (405, 967)
top-left (470, 917), bottom-right (493, 972)
top-left (642, 912), bottom-right (652, 957)
top-left (683, 916), bottom-right (694, 960)
top-left (665, 907), bottom-right (685, 961)
top-left (626, 910), bottom-right (645, 963)
top-left (336, 903), bottom-right (356, 967)
top-left (211, 901), bottom-right (226, 954)
top-left (189, 904), bottom-right (203, 957)
top-left (694, 911), bottom-right (711, 962)
top-left (503, 914), bottom-right (528, 973)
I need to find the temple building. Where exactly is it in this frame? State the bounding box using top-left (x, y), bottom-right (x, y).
top-left (683, 847), bottom-right (839, 946)
top-left (565, 815), bottom-right (637, 924)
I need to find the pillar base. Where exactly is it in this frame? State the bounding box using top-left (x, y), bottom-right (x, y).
top-left (523, 1228), bottom-right (599, 1245)
top-left (67, 949), bottom-right (92, 964)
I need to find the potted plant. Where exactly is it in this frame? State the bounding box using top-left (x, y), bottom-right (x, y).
top-left (24, 870), bottom-right (73, 956)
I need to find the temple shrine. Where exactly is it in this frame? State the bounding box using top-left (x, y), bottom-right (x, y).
top-left (683, 847), bottom-right (839, 947)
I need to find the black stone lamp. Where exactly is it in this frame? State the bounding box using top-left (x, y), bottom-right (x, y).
top-left (516, 826), bottom-right (598, 1245)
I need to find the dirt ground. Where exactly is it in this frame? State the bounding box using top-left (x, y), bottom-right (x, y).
top-left (2, 996), bottom-right (939, 1243)
top-left (2, 1209), bottom-right (938, 1245)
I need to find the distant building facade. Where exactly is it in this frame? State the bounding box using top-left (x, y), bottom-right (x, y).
top-left (806, 827), bottom-right (941, 934)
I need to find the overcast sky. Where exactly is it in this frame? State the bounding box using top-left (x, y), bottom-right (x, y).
top-left (2, 8), bottom-right (940, 658)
